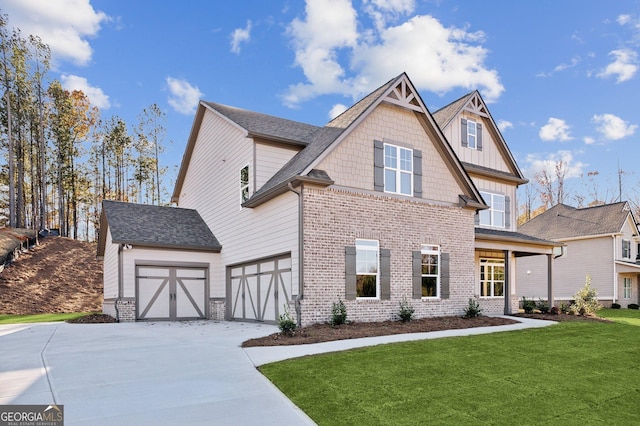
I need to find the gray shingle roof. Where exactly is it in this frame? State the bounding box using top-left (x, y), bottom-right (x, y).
top-left (475, 227), bottom-right (562, 247)
top-left (101, 200), bottom-right (221, 252)
top-left (432, 92), bottom-right (474, 129)
top-left (518, 202), bottom-right (633, 240)
top-left (204, 102), bottom-right (320, 146)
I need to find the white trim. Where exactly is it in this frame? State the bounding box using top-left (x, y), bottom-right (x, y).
top-left (355, 239), bottom-right (380, 299)
top-left (420, 244), bottom-right (441, 299)
top-left (383, 143), bottom-right (413, 196)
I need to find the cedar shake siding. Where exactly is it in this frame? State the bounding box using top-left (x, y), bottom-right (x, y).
top-left (300, 186), bottom-right (477, 326)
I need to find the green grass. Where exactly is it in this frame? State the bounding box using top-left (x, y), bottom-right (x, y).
top-left (598, 307), bottom-right (640, 326)
top-left (261, 315), bottom-right (640, 425)
top-left (0, 312), bottom-right (94, 324)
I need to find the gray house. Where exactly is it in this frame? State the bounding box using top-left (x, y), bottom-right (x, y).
top-left (517, 202), bottom-right (640, 307)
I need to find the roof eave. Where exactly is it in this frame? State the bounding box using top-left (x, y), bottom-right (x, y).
top-left (475, 230), bottom-right (564, 247)
top-left (110, 239), bottom-right (222, 253)
top-left (243, 175), bottom-right (334, 208)
top-left (463, 163), bottom-right (529, 185)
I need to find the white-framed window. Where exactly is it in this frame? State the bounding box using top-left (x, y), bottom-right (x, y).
top-left (480, 258), bottom-right (505, 297)
top-left (466, 119), bottom-right (477, 149)
top-left (421, 244), bottom-right (440, 298)
top-left (479, 191), bottom-right (505, 228)
top-left (622, 239), bottom-right (631, 259)
top-left (240, 165), bottom-right (250, 204)
top-left (356, 239), bottom-right (379, 298)
top-left (384, 143), bottom-right (413, 196)
top-left (623, 277), bottom-right (632, 299)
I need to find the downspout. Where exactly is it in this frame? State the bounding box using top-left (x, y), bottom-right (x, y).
top-left (287, 182), bottom-right (304, 327)
top-left (116, 243), bottom-right (124, 322)
top-left (612, 235), bottom-right (617, 303)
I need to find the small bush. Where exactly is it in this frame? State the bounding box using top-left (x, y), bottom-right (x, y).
top-left (330, 299), bottom-right (348, 326)
top-left (278, 305), bottom-right (297, 336)
top-left (536, 298), bottom-right (550, 314)
top-left (549, 306), bottom-right (559, 315)
top-left (560, 301), bottom-right (572, 314)
top-left (628, 303), bottom-right (639, 310)
top-left (398, 296), bottom-right (415, 322)
top-left (521, 297), bottom-right (536, 314)
top-left (611, 303), bottom-right (621, 309)
top-left (463, 296), bottom-right (483, 318)
top-left (570, 275), bottom-right (602, 316)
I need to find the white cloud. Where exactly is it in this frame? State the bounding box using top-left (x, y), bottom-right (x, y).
top-left (283, 0), bottom-right (503, 107)
top-left (329, 103), bottom-right (348, 119)
top-left (497, 120), bottom-right (513, 132)
top-left (597, 49), bottom-right (638, 83)
top-left (2, 0), bottom-right (108, 66)
top-left (230, 20), bottom-right (252, 54)
top-left (363, 0), bottom-right (415, 31)
top-left (539, 117), bottom-right (572, 142)
top-left (592, 113), bottom-right (637, 140)
top-left (583, 136), bottom-right (595, 145)
top-left (166, 77), bottom-right (203, 115)
top-left (523, 150), bottom-right (586, 181)
top-left (60, 74), bottom-right (110, 109)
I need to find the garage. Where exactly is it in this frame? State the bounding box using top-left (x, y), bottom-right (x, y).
top-left (136, 265), bottom-right (209, 320)
top-left (228, 254), bottom-right (292, 323)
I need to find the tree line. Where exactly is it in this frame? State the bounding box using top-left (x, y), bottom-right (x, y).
top-left (0, 14), bottom-right (168, 241)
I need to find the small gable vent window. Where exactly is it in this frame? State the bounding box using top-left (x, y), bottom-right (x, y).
top-left (461, 118), bottom-right (482, 150)
top-left (240, 165), bottom-right (250, 204)
top-left (622, 239), bottom-right (631, 259)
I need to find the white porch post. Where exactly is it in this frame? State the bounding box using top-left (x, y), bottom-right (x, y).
top-left (503, 250), bottom-right (511, 315)
top-left (547, 253), bottom-right (554, 308)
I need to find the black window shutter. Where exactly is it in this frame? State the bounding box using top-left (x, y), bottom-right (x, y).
top-left (440, 253), bottom-right (450, 299)
top-left (374, 140), bottom-right (384, 192)
top-left (413, 149), bottom-right (422, 198)
top-left (461, 119), bottom-right (468, 147)
top-left (380, 248), bottom-right (391, 300)
top-left (504, 196), bottom-right (511, 228)
top-left (345, 246), bottom-right (357, 300)
top-left (412, 251), bottom-right (422, 299)
top-left (477, 123), bottom-right (483, 151)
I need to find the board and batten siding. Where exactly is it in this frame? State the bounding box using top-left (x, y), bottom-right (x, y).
top-left (442, 111), bottom-right (511, 173)
top-left (254, 140), bottom-right (301, 189)
top-left (317, 103), bottom-right (461, 205)
top-left (103, 228), bottom-right (119, 299)
top-left (517, 236), bottom-right (615, 299)
top-left (177, 108), bottom-right (300, 298)
top-left (472, 176), bottom-right (517, 231)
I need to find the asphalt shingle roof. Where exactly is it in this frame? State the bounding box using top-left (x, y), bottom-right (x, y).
top-left (102, 200), bottom-right (221, 251)
top-left (475, 227), bottom-right (562, 247)
top-left (432, 92), bottom-right (474, 129)
top-left (518, 202), bottom-right (632, 240)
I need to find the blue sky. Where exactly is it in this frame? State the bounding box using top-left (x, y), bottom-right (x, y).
top-left (4, 0), bottom-right (640, 208)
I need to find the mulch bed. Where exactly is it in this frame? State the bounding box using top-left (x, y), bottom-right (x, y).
top-left (66, 313), bottom-right (117, 324)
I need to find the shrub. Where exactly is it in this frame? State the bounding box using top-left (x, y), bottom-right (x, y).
top-left (278, 305), bottom-right (297, 336)
top-left (463, 296), bottom-right (483, 318)
top-left (549, 306), bottom-right (559, 315)
top-left (569, 275), bottom-right (602, 316)
top-left (536, 298), bottom-right (550, 314)
top-left (628, 303), bottom-right (639, 310)
top-left (521, 297), bottom-right (536, 314)
top-left (330, 299), bottom-right (348, 326)
top-left (398, 296), bottom-right (415, 322)
top-left (611, 303), bottom-right (621, 309)
top-left (560, 301), bottom-right (573, 314)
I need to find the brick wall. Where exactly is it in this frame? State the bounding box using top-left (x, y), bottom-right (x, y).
top-left (209, 299), bottom-right (225, 320)
top-left (300, 186), bottom-right (476, 326)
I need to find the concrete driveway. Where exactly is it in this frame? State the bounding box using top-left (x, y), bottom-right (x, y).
top-left (0, 320), bottom-right (315, 426)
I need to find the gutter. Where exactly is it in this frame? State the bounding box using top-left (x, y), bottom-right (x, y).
top-left (116, 243), bottom-right (124, 322)
top-left (287, 182), bottom-right (304, 327)
top-left (612, 234), bottom-right (617, 303)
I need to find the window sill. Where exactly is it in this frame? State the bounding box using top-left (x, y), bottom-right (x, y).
top-left (421, 297), bottom-right (440, 301)
top-left (356, 297), bottom-right (380, 302)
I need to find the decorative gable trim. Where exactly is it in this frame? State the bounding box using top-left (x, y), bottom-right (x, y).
top-left (463, 92), bottom-right (489, 117)
top-left (382, 78), bottom-right (423, 112)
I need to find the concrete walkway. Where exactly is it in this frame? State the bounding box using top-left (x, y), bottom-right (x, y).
top-left (0, 316), bottom-right (554, 425)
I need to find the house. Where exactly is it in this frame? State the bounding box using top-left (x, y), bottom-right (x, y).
top-left (98, 72), bottom-right (559, 324)
top-left (517, 202), bottom-right (640, 307)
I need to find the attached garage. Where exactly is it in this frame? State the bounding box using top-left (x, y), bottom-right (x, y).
top-left (98, 200), bottom-right (222, 322)
top-left (228, 254), bottom-right (292, 323)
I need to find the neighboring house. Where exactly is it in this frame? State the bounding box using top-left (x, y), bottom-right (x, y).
top-left (99, 72), bottom-right (559, 324)
top-left (517, 202), bottom-right (640, 307)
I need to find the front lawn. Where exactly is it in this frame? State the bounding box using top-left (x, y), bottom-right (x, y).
top-left (0, 312), bottom-right (94, 324)
top-left (261, 313), bottom-right (640, 425)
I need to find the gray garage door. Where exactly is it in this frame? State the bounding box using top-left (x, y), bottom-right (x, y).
top-left (228, 255), bottom-right (292, 323)
top-left (136, 265), bottom-right (208, 320)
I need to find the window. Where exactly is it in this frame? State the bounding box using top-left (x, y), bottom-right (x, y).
top-left (240, 165), bottom-right (249, 204)
top-left (356, 239), bottom-right (379, 298)
top-left (623, 277), bottom-right (632, 299)
top-left (466, 119), bottom-right (477, 149)
top-left (384, 143), bottom-right (413, 195)
top-left (479, 191), bottom-right (505, 228)
top-left (421, 244), bottom-right (440, 298)
top-left (480, 258), bottom-right (504, 297)
top-left (622, 239), bottom-right (631, 259)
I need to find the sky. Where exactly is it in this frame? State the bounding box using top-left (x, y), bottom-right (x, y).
top-left (3, 0), bottom-right (640, 208)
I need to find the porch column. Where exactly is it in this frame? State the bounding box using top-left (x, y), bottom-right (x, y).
top-left (503, 250), bottom-right (511, 315)
top-left (547, 254), bottom-right (554, 308)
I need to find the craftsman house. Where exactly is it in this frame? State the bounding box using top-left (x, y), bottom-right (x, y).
top-left (517, 202), bottom-right (640, 307)
top-left (98, 72), bottom-right (559, 324)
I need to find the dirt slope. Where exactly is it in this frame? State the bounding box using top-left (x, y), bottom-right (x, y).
top-left (0, 237), bottom-right (103, 315)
